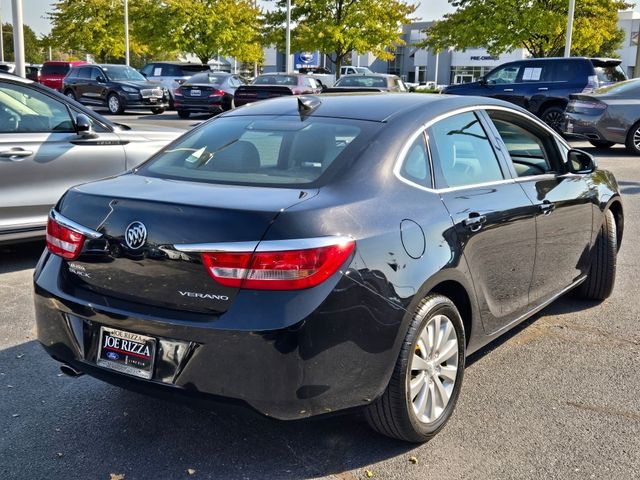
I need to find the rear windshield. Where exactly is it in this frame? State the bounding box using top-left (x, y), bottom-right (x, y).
top-left (337, 76), bottom-right (387, 88)
top-left (595, 78), bottom-right (640, 95)
top-left (42, 64), bottom-right (70, 76)
top-left (594, 65), bottom-right (626, 84)
top-left (179, 64), bottom-right (211, 74)
top-left (138, 115), bottom-right (381, 187)
top-left (188, 73), bottom-right (228, 84)
top-left (253, 75), bottom-right (298, 86)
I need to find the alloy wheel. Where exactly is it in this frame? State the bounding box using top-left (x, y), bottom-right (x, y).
top-left (542, 110), bottom-right (564, 132)
top-left (108, 96), bottom-right (121, 114)
top-left (633, 127), bottom-right (640, 151)
top-left (408, 314), bottom-right (459, 424)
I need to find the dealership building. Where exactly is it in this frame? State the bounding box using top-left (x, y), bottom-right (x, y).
top-left (262, 11), bottom-right (640, 85)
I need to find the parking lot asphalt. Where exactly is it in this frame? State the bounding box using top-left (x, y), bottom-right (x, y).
top-left (1, 135), bottom-right (639, 480)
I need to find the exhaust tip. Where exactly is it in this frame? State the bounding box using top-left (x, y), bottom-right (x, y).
top-left (60, 364), bottom-right (84, 377)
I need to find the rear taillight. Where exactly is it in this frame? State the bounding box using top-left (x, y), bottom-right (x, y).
top-left (209, 89), bottom-right (225, 97)
top-left (46, 216), bottom-right (85, 260)
top-left (568, 99), bottom-right (607, 114)
top-left (174, 88), bottom-right (183, 97)
top-left (582, 75), bottom-right (599, 93)
top-left (201, 239), bottom-right (355, 290)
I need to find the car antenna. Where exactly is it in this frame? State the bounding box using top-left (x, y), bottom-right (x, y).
top-left (297, 96), bottom-right (321, 118)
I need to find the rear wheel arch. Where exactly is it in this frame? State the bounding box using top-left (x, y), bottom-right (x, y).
top-left (429, 280), bottom-right (473, 348)
top-left (607, 199), bottom-right (624, 251)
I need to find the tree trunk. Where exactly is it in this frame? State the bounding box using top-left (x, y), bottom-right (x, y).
top-left (335, 55), bottom-right (342, 79)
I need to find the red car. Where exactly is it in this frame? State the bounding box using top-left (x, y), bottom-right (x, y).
top-left (39, 60), bottom-right (89, 91)
top-left (234, 73), bottom-right (323, 107)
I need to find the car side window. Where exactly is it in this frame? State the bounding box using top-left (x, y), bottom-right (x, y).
top-left (429, 111), bottom-right (504, 188)
top-left (77, 67), bottom-right (91, 80)
top-left (0, 82), bottom-right (75, 133)
top-left (140, 64), bottom-right (154, 77)
top-left (487, 111), bottom-right (557, 177)
top-left (486, 64), bottom-right (521, 84)
top-left (89, 67), bottom-right (102, 81)
top-left (400, 132), bottom-right (431, 187)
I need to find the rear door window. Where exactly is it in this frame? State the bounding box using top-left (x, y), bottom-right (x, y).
top-left (42, 64), bottom-right (70, 76)
top-left (139, 116), bottom-right (380, 187)
top-left (428, 111), bottom-right (504, 188)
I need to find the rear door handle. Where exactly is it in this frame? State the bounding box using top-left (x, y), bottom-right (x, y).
top-left (538, 87), bottom-right (549, 91)
top-left (539, 202), bottom-right (555, 215)
top-left (463, 214), bottom-right (487, 232)
top-left (0, 148), bottom-right (33, 160)
top-left (503, 88), bottom-right (514, 92)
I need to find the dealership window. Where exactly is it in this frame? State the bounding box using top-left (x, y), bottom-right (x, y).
top-left (450, 66), bottom-right (494, 84)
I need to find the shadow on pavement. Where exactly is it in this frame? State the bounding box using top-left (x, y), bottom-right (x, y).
top-left (0, 240), bottom-right (44, 274)
top-left (0, 340), bottom-right (415, 480)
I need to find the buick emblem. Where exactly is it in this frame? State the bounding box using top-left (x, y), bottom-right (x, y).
top-left (125, 221), bottom-right (147, 250)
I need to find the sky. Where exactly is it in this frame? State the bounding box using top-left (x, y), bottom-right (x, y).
top-left (1, 0), bottom-right (639, 37)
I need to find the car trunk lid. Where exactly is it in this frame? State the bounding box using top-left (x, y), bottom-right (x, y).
top-left (55, 174), bottom-right (318, 315)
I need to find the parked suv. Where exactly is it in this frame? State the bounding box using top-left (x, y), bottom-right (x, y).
top-left (442, 57), bottom-right (626, 131)
top-left (140, 62), bottom-right (211, 108)
top-left (63, 64), bottom-right (169, 114)
top-left (39, 61), bottom-right (89, 91)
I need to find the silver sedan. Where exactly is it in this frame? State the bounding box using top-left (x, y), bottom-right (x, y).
top-left (0, 73), bottom-right (182, 243)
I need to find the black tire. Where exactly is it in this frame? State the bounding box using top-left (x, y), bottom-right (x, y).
top-left (577, 209), bottom-right (617, 300)
top-left (177, 110), bottom-right (190, 119)
top-left (151, 107), bottom-right (165, 114)
top-left (64, 89), bottom-right (76, 101)
top-left (625, 121), bottom-right (640, 155)
top-left (107, 93), bottom-right (124, 115)
top-left (589, 139), bottom-right (615, 149)
top-left (540, 106), bottom-right (566, 133)
top-left (364, 294), bottom-right (465, 442)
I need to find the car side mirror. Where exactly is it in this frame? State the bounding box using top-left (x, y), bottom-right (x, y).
top-left (568, 149), bottom-right (596, 174)
top-left (96, 75), bottom-right (106, 84)
top-left (75, 113), bottom-right (97, 138)
top-left (140, 72), bottom-right (147, 78)
top-left (479, 77), bottom-right (487, 86)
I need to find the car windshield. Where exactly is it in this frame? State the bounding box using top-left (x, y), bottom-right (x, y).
top-left (103, 65), bottom-right (146, 81)
top-left (253, 75), bottom-right (298, 86)
top-left (594, 65), bottom-right (627, 84)
top-left (138, 115), bottom-right (381, 187)
top-left (336, 76), bottom-right (387, 88)
top-left (595, 78), bottom-right (640, 95)
top-left (188, 73), bottom-right (228, 85)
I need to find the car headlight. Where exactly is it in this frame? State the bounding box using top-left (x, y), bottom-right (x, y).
top-left (122, 86), bottom-right (138, 93)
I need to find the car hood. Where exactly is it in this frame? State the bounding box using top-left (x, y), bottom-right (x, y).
top-left (443, 81), bottom-right (481, 93)
top-left (114, 126), bottom-right (184, 140)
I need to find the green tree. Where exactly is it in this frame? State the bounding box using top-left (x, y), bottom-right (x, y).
top-left (2, 23), bottom-right (44, 63)
top-left (265, 0), bottom-right (416, 76)
top-left (137, 0), bottom-right (263, 64)
top-left (421, 0), bottom-right (630, 58)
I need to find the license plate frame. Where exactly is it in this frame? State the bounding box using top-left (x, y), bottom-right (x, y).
top-left (97, 326), bottom-right (157, 379)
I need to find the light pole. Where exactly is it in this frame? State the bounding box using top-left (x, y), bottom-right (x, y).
top-left (285, 0), bottom-right (291, 72)
top-left (11, 0), bottom-right (24, 77)
top-left (564, 0), bottom-right (576, 57)
top-left (0, 7), bottom-right (4, 63)
top-left (124, 0), bottom-right (130, 66)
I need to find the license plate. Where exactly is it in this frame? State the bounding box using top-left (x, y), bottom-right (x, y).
top-left (97, 327), bottom-right (156, 379)
top-left (566, 120), bottom-right (574, 134)
top-left (190, 89), bottom-right (201, 96)
top-left (149, 97), bottom-right (157, 103)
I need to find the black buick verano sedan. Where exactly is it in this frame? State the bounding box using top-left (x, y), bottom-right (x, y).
top-left (34, 94), bottom-right (623, 442)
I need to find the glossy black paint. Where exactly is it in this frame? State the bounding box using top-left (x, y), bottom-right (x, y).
top-left (34, 94), bottom-right (623, 420)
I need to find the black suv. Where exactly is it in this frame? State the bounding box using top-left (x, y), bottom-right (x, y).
top-left (63, 64), bottom-right (169, 115)
top-left (443, 57), bottom-right (626, 131)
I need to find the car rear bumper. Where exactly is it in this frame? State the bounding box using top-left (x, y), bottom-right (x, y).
top-left (174, 99), bottom-right (224, 114)
top-left (563, 112), bottom-right (626, 144)
top-left (34, 251), bottom-right (405, 420)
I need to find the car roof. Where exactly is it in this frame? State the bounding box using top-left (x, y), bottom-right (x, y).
top-left (224, 92), bottom-right (517, 123)
top-left (0, 71), bottom-right (31, 83)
